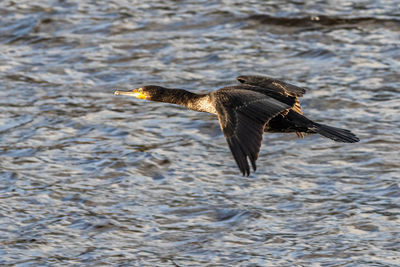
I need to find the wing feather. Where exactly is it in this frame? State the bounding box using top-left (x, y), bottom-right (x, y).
top-left (237, 75), bottom-right (306, 97)
top-left (214, 90), bottom-right (290, 176)
top-left (236, 75), bottom-right (306, 138)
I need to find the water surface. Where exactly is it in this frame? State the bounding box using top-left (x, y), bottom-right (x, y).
top-left (1, 0), bottom-right (399, 265)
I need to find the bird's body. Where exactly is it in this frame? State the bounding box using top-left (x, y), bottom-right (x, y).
top-left (115, 75), bottom-right (359, 176)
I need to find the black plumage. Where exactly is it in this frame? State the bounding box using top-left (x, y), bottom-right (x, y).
top-left (114, 75), bottom-right (359, 176)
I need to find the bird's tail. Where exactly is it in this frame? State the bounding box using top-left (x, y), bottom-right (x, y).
top-left (286, 110), bottom-right (359, 143)
top-left (312, 123), bottom-right (360, 143)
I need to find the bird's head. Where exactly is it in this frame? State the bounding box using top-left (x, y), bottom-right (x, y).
top-left (114, 85), bottom-right (167, 101)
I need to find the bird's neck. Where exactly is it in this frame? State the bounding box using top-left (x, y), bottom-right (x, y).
top-left (160, 89), bottom-right (217, 114)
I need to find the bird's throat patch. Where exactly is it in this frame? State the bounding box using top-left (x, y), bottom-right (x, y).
top-left (133, 89), bottom-right (147, 100)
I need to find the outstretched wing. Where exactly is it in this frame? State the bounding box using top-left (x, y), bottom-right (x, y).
top-left (236, 75), bottom-right (306, 97)
top-left (213, 89), bottom-right (290, 176)
top-left (237, 75), bottom-right (306, 138)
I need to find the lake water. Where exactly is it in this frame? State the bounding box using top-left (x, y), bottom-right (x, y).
top-left (1, 0), bottom-right (399, 265)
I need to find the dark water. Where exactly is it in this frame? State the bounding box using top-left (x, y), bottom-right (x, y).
top-left (1, 0), bottom-right (399, 265)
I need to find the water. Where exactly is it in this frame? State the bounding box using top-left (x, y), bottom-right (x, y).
top-left (1, 0), bottom-right (399, 265)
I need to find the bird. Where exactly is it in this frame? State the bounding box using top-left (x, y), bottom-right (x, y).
top-left (114, 75), bottom-right (359, 176)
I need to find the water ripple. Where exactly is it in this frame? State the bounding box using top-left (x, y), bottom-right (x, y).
top-left (0, 0), bottom-right (399, 265)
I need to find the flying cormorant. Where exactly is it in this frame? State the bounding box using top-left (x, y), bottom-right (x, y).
top-left (115, 75), bottom-right (359, 176)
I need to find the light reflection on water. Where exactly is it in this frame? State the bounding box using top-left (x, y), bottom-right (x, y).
top-left (1, 0), bottom-right (399, 265)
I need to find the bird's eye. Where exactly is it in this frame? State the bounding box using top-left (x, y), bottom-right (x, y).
top-left (138, 88), bottom-right (143, 93)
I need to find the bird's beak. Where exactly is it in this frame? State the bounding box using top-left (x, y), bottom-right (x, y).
top-left (114, 88), bottom-right (146, 99)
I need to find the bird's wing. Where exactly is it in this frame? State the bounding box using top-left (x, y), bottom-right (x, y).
top-left (236, 75), bottom-right (306, 138)
top-left (213, 89), bottom-right (291, 176)
top-left (221, 85), bottom-right (296, 108)
top-left (236, 75), bottom-right (306, 97)
top-left (236, 76), bottom-right (305, 135)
